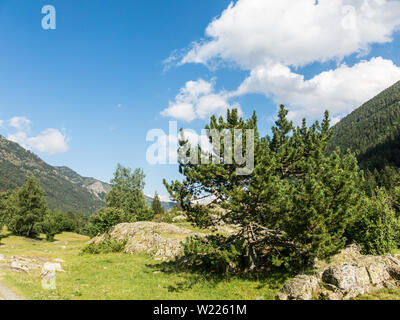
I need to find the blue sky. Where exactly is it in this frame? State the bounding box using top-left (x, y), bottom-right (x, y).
top-left (0, 0), bottom-right (400, 200)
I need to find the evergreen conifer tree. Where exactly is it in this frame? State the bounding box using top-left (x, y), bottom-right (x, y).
top-left (151, 193), bottom-right (165, 216)
top-left (165, 106), bottom-right (364, 272)
top-left (7, 177), bottom-right (48, 238)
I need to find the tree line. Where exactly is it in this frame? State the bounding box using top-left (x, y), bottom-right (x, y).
top-left (0, 165), bottom-right (167, 242)
top-left (327, 80), bottom-right (400, 197)
top-left (0, 177), bottom-right (90, 241)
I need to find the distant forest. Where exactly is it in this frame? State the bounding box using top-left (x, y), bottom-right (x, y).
top-left (328, 80), bottom-right (400, 171)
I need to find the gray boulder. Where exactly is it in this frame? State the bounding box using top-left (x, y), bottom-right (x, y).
top-left (276, 275), bottom-right (319, 300)
top-left (277, 246), bottom-right (400, 300)
top-left (91, 222), bottom-right (206, 261)
top-left (9, 256), bottom-right (41, 272)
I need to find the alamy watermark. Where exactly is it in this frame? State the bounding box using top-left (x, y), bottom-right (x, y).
top-left (41, 5), bottom-right (56, 30)
top-left (341, 0), bottom-right (385, 30)
top-left (146, 121), bottom-right (254, 175)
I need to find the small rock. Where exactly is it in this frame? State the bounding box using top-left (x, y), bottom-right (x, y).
top-left (0, 254), bottom-right (4, 261)
top-left (10, 256), bottom-right (40, 272)
top-left (11, 261), bottom-right (29, 272)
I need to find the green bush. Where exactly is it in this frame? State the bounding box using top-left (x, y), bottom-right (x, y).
top-left (80, 237), bottom-right (126, 255)
top-left (88, 207), bottom-right (130, 238)
top-left (40, 211), bottom-right (65, 241)
top-left (0, 191), bottom-right (11, 229)
top-left (346, 189), bottom-right (400, 255)
top-left (73, 212), bottom-right (90, 236)
top-left (392, 186), bottom-right (400, 217)
top-left (181, 235), bottom-right (245, 275)
top-left (153, 209), bottom-right (180, 223)
top-left (135, 207), bottom-right (155, 222)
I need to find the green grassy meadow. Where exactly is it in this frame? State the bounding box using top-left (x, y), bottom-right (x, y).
top-left (0, 230), bottom-right (283, 300)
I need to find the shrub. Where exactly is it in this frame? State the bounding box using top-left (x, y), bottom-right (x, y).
top-left (135, 207), bottom-right (154, 222)
top-left (40, 211), bottom-right (65, 241)
top-left (88, 207), bottom-right (129, 238)
top-left (80, 237), bottom-right (126, 255)
top-left (73, 212), bottom-right (90, 236)
top-left (153, 210), bottom-right (178, 223)
top-left (346, 189), bottom-right (400, 255)
top-left (181, 235), bottom-right (245, 275)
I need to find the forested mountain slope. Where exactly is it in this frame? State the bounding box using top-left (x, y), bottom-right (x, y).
top-left (0, 136), bottom-right (174, 213)
top-left (327, 80), bottom-right (400, 170)
top-left (0, 136), bottom-right (105, 213)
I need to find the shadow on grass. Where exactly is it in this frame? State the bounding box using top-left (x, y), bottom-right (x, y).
top-left (146, 258), bottom-right (290, 293)
top-left (0, 230), bottom-right (12, 245)
top-left (0, 229), bottom-right (45, 246)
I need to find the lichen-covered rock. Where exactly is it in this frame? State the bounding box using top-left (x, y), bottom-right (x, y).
top-left (276, 275), bottom-right (319, 300)
top-left (91, 222), bottom-right (205, 261)
top-left (322, 264), bottom-right (371, 291)
top-left (9, 256), bottom-right (41, 272)
top-left (278, 246), bottom-right (400, 300)
top-left (387, 265), bottom-right (400, 280)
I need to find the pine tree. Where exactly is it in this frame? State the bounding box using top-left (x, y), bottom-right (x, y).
top-left (151, 193), bottom-right (165, 216)
top-left (165, 106), bottom-right (364, 272)
top-left (7, 177), bottom-right (48, 238)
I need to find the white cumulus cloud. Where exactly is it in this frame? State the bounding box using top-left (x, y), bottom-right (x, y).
top-left (235, 57), bottom-right (400, 120)
top-left (180, 0), bottom-right (400, 68)
top-left (166, 0), bottom-right (400, 122)
top-left (8, 128), bottom-right (69, 155)
top-left (5, 117), bottom-right (69, 155)
top-left (8, 116), bottom-right (31, 131)
top-left (161, 79), bottom-right (240, 122)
